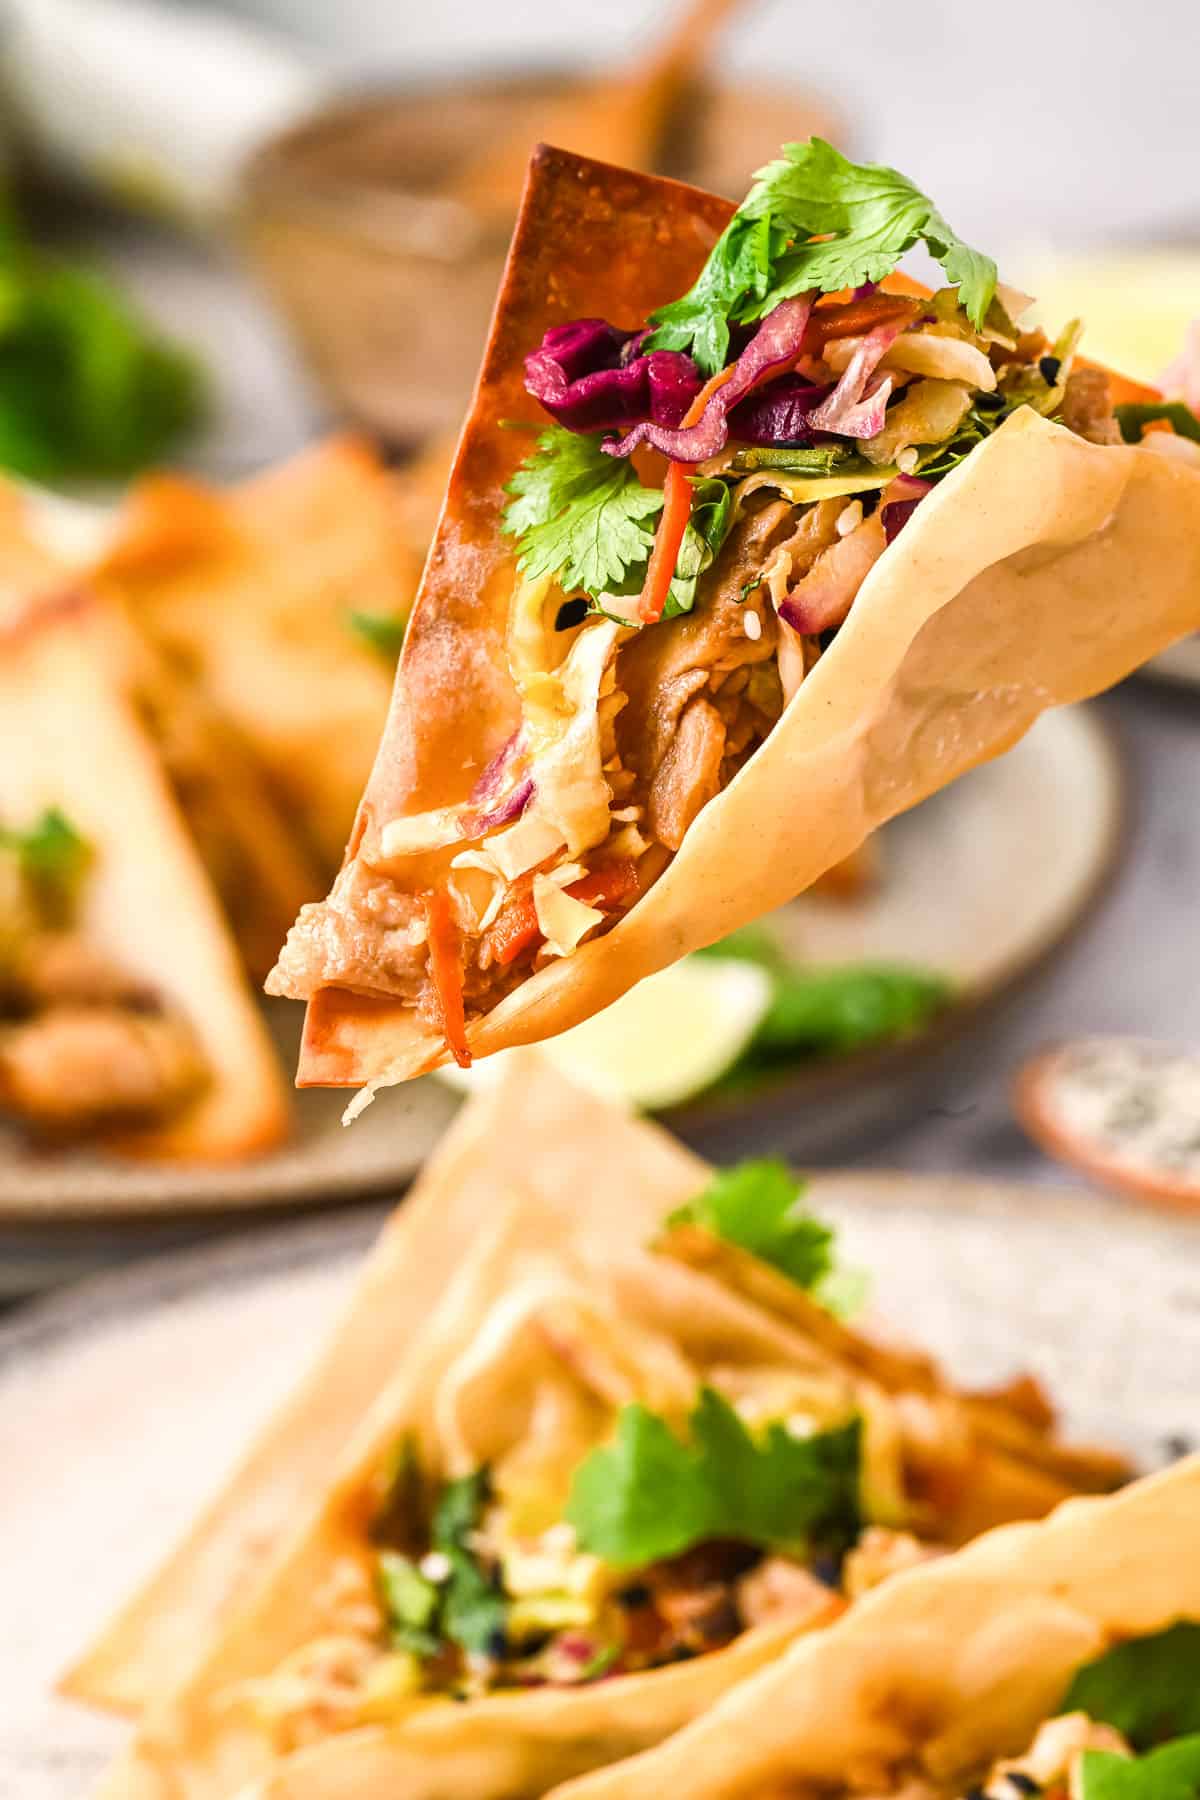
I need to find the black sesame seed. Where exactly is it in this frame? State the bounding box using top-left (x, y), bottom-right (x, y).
top-left (485, 1625), bottom-right (509, 1658)
top-left (809, 1553), bottom-right (842, 1590)
top-left (616, 1582), bottom-right (652, 1608)
top-left (1006, 1775), bottom-right (1042, 1796)
top-left (1164, 1433), bottom-right (1195, 1461)
top-left (975, 390), bottom-right (1006, 411)
top-left (555, 597), bottom-right (589, 631)
top-left (1039, 356), bottom-right (1061, 385)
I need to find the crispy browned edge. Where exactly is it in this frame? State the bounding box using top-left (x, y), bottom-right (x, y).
top-left (296, 144), bottom-right (734, 1084)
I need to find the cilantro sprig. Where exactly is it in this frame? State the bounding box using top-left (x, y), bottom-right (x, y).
top-left (501, 426), bottom-right (733, 615)
top-left (664, 1156), bottom-right (868, 1319)
top-left (565, 1389), bottom-right (861, 1568)
top-left (503, 425), bottom-right (664, 599)
top-left (0, 188), bottom-right (203, 480)
top-left (667, 1159), bottom-right (833, 1290)
top-left (1062, 1623), bottom-right (1200, 1749)
top-left (647, 138), bottom-right (996, 375)
top-left (1078, 1738), bottom-right (1200, 1800)
top-left (376, 1467), bottom-right (507, 1663)
top-left (0, 808), bottom-right (92, 929)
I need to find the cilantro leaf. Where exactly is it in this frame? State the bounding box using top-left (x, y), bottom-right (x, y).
top-left (0, 808), bottom-right (92, 929)
top-left (1078, 1738), bottom-right (1200, 1800)
top-left (645, 211), bottom-right (781, 377)
top-left (647, 138), bottom-right (996, 375)
top-left (1062, 1624), bottom-right (1200, 1749)
top-left (667, 1159), bottom-right (834, 1292)
top-left (377, 1550), bottom-right (441, 1657)
top-left (430, 1470), bottom-right (508, 1659)
top-left (698, 931), bottom-right (951, 1061)
top-left (0, 199), bottom-right (203, 480)
top-left (754, 963), bottom-right (952, 1057)
top-left (566, 1388), bottom-right (861, 1568)
top-left (1115, 401), bottom-right (1200, 446)
top-left (347, 609), bottom-right (408, 660)
top-left (373, 1462), bottom-right (507, 1664)
top-left (502, 425), bottom-right (663, 600)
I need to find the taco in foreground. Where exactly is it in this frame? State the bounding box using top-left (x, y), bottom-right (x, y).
top-left (269, 140), bottom-right (1200, 1090)
top-left (544, 1454), bottom-right (1200, 1800)
top-left (82, 1060), bottom-right (1125, 1800)
top-left (0, 593), bottom-right (287, 1157)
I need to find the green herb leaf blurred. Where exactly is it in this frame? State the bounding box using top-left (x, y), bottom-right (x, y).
top-left (566, 1389), bottom-right (861, 1568)
top-left (0, 184), bottom-right (204, 480)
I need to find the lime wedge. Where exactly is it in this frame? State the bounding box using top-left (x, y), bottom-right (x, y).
top-left (437, 954), bottom-right (772, 1111)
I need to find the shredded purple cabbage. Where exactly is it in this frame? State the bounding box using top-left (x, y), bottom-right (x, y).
top-left (603, 295), bottom-right (815, 463)
top-left (726, 375), bottom-right (832, 446)
top-left (470, 732), bottom-right (519, 807)
top-left (880, 474), bottom-right (932, 542)
top-left (806, 322), bottom-right (906, 438)
top-left (524, 319), bottom-right (701, 434)
top-left (471, 776), bottom-right (534, 835)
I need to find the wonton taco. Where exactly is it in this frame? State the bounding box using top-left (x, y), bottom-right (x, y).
top-left (0, 592), bottom-right (287, 1157)
top-left (543, 1454), bottom-right (1200, 1800)
top-left (269, 140), bottom-right (1200, 1090)
top-left (82, 1061), bottom-right (1126, 1800)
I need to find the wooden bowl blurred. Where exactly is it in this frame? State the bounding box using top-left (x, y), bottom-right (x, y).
top-left (237, 70), bottom-right (840, 445)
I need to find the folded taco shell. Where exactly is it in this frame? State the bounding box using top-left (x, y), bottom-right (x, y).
top-left (0, 593), bottom-right (287, 1159)
top-left (546, 1454), bottom-right (1200, 1800)
top-left (77, 1061), bottom-right (1124, 1800)
top-left (292, 145), bottom-right (1200, 1090)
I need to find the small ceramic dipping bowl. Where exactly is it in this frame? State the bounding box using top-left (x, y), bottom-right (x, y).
top-left (237, 69), bottom-right (840, 446)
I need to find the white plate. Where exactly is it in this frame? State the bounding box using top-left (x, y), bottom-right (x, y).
top-left (1, 1174), bottom-right (1196, 1799)
top-left (1146, 636), bottom-right (1200, 688)
top-left (0, 705), bottom-right (1124, 1245)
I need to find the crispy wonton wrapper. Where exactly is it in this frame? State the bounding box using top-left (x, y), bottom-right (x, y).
top-left (76, 1061), bottom-right (1124, 1800)
top-left (98, 436), bottom-right (418, 877)
top-left (546, 1454), bottom-right (1200, 1800)
top-left (0, 593), bottom-right (287, 1159)
top-left (296, 145), bottom-right (1200, 1089)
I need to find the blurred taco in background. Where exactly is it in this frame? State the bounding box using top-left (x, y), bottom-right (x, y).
top-left (544, 1454), bottom-right (1200, 1800)
top-left (98, 434), bottom-right (429, 878)
top-left (80, 1059), bottom-right (1126, 1798)
top-left (269, 140), bottom-right (1200, 1093)
top-left (0, 589), bottom-right (286, 1157)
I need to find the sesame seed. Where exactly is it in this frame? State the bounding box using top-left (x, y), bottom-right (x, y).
top-left (419, 1551), bottom-right (452, 1582)
top-left (743, 608), bottom-right (762, 641)
top-left (897, 447), bottom-right (920, 473)
top-left (836, 499), bottom-right (863, 536)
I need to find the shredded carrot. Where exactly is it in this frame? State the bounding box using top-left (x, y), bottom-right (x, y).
top-left (636, 366), bottom-right (737, 626)
top-left (806, 293), bottom-right (923, 350)
top-left (425, 889), bottom-right (471, 1068)
top-left (1139, 417), bottom-right (1176, 438)
top-left (489, 892), bottom-right (540, 967)
top-left (638, 459), bottom-right (693, 625)
top-left (487, 860), bottom-right (640, 968)
top-left (567, 859), bottom-right (640, 911)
